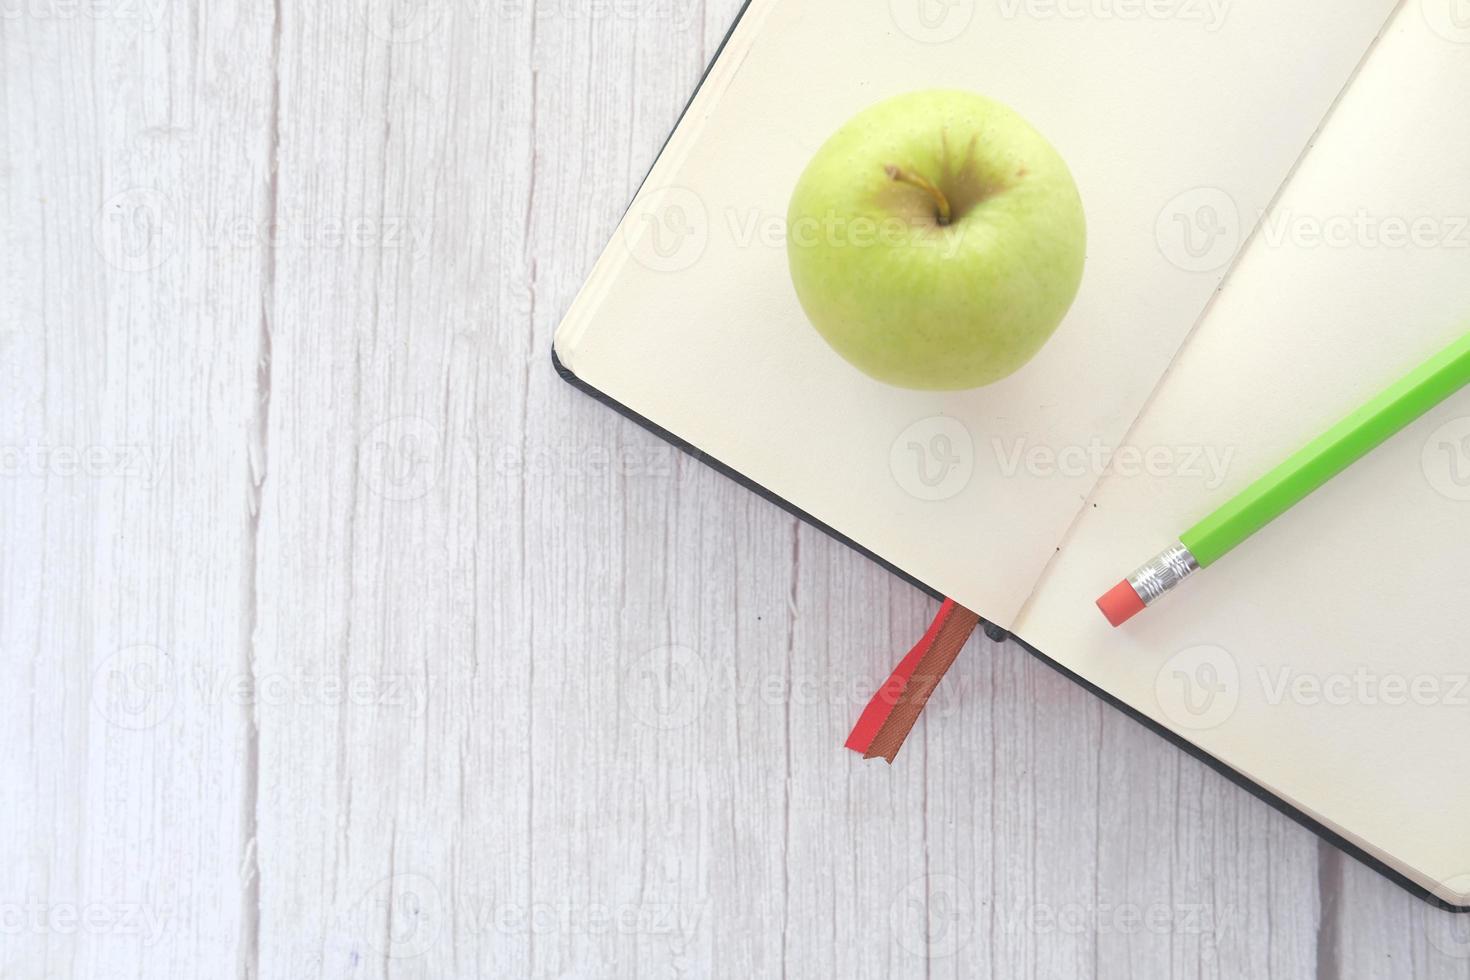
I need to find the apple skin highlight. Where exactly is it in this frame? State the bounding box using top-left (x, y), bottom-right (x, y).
top-left (786, 89), bottom-right (1087, 391)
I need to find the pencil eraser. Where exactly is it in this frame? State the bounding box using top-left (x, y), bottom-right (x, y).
top-left (1096, 580), bottom-right (1146, 628)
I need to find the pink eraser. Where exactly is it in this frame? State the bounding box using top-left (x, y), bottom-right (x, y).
top-left (1096, 579), bottom-right (1146, 628)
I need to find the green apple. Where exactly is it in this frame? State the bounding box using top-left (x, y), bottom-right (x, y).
top-left (786, 89), bottom-right (1086, 390)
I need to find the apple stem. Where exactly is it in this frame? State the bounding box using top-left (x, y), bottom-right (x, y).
top-left (885, 165), bottom-right (952, 225)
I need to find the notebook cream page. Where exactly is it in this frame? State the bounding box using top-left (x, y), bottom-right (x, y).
top-left (1015, 1), bottom-right (1470, 903)
top-left (555, 0), bottom-right (1397, 626)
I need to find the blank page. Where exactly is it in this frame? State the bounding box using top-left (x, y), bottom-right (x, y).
top-left (555, 0), bottom-right (1397, 626)
top-left (1016, 1), bottom-right (1470, 904)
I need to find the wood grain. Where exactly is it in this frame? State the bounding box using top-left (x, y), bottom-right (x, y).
top-left (4, 1), bottom-right (1470, 976)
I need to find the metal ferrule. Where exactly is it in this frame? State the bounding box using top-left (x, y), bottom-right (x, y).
top-left (1126, 542), bottom-right (1200, 606)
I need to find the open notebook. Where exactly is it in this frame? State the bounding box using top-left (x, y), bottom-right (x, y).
top-left (553, 0), bottom-right (1470, 910)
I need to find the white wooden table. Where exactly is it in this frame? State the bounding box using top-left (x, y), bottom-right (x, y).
top-left (4, 1), bottom-right (1470, 976)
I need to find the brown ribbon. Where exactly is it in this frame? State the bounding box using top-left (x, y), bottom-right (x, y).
top-left (845, 599), bottom-right (981, 763)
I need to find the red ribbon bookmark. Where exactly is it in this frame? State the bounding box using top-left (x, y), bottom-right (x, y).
top-left (846, 598), bottom-right (981, 763)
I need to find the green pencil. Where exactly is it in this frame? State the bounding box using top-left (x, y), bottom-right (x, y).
top-left (1097, 328), bottom-right (1470, 627)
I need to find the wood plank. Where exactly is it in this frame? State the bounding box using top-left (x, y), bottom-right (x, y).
top-left (244, 2), bottom-right (541, 976)
top-left (0, 5), bottom-right (276, 978)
